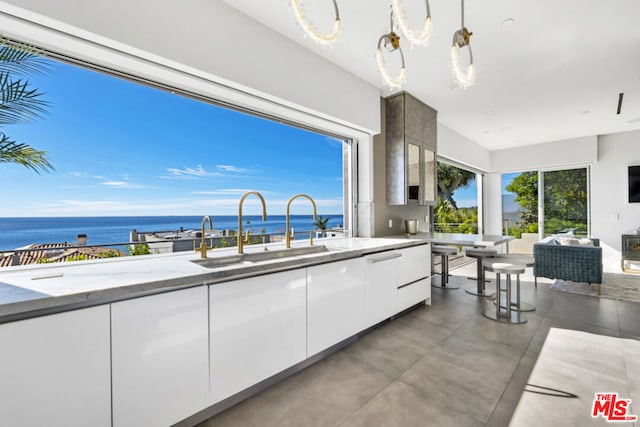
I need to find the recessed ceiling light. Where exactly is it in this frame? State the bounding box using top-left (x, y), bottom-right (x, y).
top-left (483, 111), bottom-right (496, 117)
top-left (627, 118), bottom-right (640, 124)
top-left (581, 110), bottom-right (590, 115)
top-left (500, 126), bottom-right (512, 131)
top-left (502, 18), bottom-right (515, 27)
top-left (483, 131), bottom-right (489, 134)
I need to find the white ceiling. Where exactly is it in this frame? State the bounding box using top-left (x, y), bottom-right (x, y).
top-left (221, 0), bottom-right (640, 150)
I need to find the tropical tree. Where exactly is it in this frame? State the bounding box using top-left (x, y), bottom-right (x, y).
top-left (506, 171), bottom-right (538, 227)
top-left (0, 40), bottom-right (53, 173)
top-left (313, 215), bottom-right (331, 237)
top-left (437, 163), bottom-right (474, 209)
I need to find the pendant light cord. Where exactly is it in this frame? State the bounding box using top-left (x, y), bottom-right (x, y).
top-left (461, 0), bottom-right (465, 28)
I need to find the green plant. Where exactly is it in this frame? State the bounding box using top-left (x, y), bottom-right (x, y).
top-left (313, 215), bottom-right (331, 237)
top-left (36, 257), bottom-right (52, 264)
top-left (66, 253), bottom-right (87, 262)
top-left (0, 40), bottom-right (53, 173)
top-left (220, 237), bottom-right (230, 248)
top-left (99, 249), bottom-right (122, 258)
top-left (128, 244), bottom-right (151, 256)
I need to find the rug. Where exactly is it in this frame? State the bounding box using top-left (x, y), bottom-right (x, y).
top-left (550, 272), bottom-right (640, 304)
top-left (509, 328), bottom-right (640, 426)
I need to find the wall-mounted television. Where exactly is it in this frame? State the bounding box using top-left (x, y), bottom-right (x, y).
top-left (629, 165), bottom-right (640, 203)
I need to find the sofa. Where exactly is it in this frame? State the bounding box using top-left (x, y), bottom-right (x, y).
top-left (533, 236), bottom-right (603, 284)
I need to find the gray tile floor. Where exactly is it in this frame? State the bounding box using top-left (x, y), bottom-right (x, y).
top-left (198, 265), bottom-right (640, 427)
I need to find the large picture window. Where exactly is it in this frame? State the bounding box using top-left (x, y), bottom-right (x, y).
top-left (0, 41), bottom-right (352, 255)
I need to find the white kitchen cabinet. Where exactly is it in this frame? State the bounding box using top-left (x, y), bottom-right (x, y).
top-left (307, 257), bottom-right (367, 357)
top-left (0, 306), bottom-right (111, 427)
top-left (364, 251), bottom-right (401, 325)
top-left (111, 286), bottom-right (209, 427)
top-left (398, 244), bottom-right (430, 286)
top-left (397, 244), bottom-right (431, 312)
top-left (209, 268), bottom-right (307, 404)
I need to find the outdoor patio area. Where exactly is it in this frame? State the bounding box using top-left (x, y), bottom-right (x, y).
top-left (198, 264), bottom-right (640, 427)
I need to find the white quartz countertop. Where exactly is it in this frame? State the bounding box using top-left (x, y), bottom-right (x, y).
top-left (0, 236), bottom-right (427, 322)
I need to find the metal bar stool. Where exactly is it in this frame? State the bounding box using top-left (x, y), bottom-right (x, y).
top-left (431, 245), bottom-right (459, 289)
top-left (481, 259), bottom-right (527, 324)
top-left (495, 254), bottom-right (535, 312)
top-left (463, 247), bottom-right (497, 297)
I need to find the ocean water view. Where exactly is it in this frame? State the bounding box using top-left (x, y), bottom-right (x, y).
top-left (0, 215), bottom-right (344, 251)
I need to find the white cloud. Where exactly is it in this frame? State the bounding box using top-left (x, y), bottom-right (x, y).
top-left (216, 164), bottom-right (251, 173)
top-left (101, 181), bottom-right (139, 188)
top-left (165, 165), bottom-right (221, 178)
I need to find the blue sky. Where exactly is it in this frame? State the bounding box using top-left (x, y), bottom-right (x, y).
top-left (0, 58), bottom-right (344, 216)
top-left (450, 177), bottom-right (477, 208)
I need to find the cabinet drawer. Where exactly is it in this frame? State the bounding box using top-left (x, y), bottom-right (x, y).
top-left (397, 278), bottom-right (429, 312)
top-left (398, 244), bottom-right (430, 285)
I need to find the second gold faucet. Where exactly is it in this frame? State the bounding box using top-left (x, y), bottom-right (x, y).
top-left (237, 191), bottom-right (268, 254)
top-left (285, 194), bottom-right (317, 249)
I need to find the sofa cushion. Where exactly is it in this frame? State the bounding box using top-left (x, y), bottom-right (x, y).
top-left (578, 238), bottom-right (594, 246)
top-left (558, 237), bottom-right (580, 246)
top-left (539, 236), bottom-right (559, 245)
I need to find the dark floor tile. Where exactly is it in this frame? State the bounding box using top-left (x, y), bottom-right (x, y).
top-left (201, 352), bottom-right (394, 427)
top-left (340, 381), bottom-right (484, 427)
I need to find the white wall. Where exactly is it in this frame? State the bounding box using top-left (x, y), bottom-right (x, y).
top-left (438, 124), bottom-right (491, 172)
top-left (491, 136), bottom-right (598, 173)
top-left (0, 0), bottom-right (380, 134)
top-left (591, 130), bottom-right (640, 252)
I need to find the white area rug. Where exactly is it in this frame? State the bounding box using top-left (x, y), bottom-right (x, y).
top-left (510, 328), bottom-right (640, 426)
top-left (550, 273), bottom-right (640, 304)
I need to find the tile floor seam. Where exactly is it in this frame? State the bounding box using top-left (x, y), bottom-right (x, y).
top-left (616, 301), bottom-right (635, 403)
top-left (484, 312), bottom-right (545, 426)
top-left (332, 370), bottom-right (398, 427)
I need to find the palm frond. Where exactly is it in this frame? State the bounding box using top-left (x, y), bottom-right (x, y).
top-left (0, 38), bottom-right (50, 75)
top-left (0, 132), bottom-right (53, 173)
top-left (0, 71), bottom-right (49, 125)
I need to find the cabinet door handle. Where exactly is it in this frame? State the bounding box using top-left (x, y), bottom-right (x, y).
top-left (367, 252), bottom-right (402, 264)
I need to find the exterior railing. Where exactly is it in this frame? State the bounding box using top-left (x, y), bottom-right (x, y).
top-left (433, 223), bottom-right (475, 233)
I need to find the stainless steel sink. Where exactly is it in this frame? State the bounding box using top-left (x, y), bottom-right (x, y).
top-left (192, 245), bottom-right (330, 269)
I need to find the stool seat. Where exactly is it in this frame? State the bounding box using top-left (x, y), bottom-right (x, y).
top-left (464, 247), bottom-right (498, 258)
top-left (464, 248), bottom-right (497, 297)
top-left (495, 254), bottom-right (534, 267)
top-left (494, 254), bottom-right (535, 312)
top-left (432, 245), bottom-right (459, 255)
top-left (482, 259), bottom-right (525, 275)
top-left (481, 259), bottom-right (527, 324)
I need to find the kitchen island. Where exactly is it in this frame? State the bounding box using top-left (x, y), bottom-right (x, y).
top-left (0, 236), bottom-right (431, 427)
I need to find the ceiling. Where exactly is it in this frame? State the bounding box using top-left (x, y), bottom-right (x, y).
top-left (221, 0), bottom-right (640, 150)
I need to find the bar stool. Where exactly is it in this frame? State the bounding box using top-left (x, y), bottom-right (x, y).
top-left (463, 247), bottom-right (498, 297)
top-left (495, 254), bottom-right (535, 312)
top-left (481, 259), bottom-right (527, 324)
top-left (431, 245), bottom-right (459, 289)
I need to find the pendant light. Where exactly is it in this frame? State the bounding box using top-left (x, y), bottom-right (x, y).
top-left (451, 0), bottom-right (475, 88)
top-left (390, 0), bottom-right (432, 47)
top-left (290, 0), bottom-right (341, 46)
top-left (376, 10), bottom-right (407, 89)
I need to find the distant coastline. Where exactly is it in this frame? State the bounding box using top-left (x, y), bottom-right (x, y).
top-left (0, 215), bottom-right (344, 251)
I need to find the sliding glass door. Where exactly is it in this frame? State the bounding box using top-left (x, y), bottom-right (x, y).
top-left (542, 168), bottom-right (588, 237)
top-left (502, 167), bottom-right (589, 253)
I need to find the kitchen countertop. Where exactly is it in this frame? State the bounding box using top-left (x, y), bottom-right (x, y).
top-left (0, 236), bottom-right (428, 324)
top-left (389, 232), bottom-right (514, 247)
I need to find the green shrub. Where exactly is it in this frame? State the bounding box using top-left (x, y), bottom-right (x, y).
top-left (129, 244), bottom-right (151, 256)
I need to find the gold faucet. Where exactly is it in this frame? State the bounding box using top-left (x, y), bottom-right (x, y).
top-left (238, 191), bottom-right (267, 254)
top-left (196, 215), bottom-right (213, 258)
top-left (285, 194), bottom-right (317, 249)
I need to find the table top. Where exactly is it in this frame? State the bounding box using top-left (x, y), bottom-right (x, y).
top-left (427, 232), bottom-right (514, 247)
